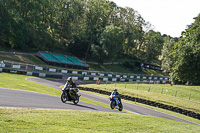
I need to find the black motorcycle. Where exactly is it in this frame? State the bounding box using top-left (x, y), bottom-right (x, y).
top-left (61, 88), bottom-right (81, 104)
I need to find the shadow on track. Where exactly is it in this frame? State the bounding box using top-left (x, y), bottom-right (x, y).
top-left (63, 102), bottom-right (97, 110)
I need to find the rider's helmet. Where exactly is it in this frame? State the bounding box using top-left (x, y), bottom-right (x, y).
top-left (67, 77), bottom-right (71, 81)
top-left (114, 88), bottom-right (117, 92)
top-left (67, 77), bottom-right (72, 83)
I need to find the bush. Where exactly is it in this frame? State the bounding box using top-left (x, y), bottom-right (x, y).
top-left (123, 61), bottom-right (134, 69)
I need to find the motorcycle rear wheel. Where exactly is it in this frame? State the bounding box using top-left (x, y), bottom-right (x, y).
top-left (61, 92), bottom-right (68, 103)
top-left (73, 96), bottom-right (79, 104)
top-left (118, 103), bottom-right (123, 111)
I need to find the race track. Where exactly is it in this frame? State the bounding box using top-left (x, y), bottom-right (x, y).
top-left (0, 87), bottom-right (119, 113)
top-left (26, 78), bottom-right (198, 125)
top-left (0, 77), bottom-right (198, 125)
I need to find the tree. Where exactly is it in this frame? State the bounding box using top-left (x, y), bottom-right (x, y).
top-left (99, 25), bottom-right (124, 63)
top-left (161, 36), bottom-right (175, 72)
top-left (0, 0), bottom-right (166, 64)
top-left (170, 14), bottom-right (200, 85)
top-left (85, 0), bottom-right (114, 60)
top-left (142, 30), bottom-right (164, 63)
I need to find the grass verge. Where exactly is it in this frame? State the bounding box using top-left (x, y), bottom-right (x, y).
top-left (0, 108), bottom-right (200, 133)
top-left (89, 64), bottom-right (167, 76)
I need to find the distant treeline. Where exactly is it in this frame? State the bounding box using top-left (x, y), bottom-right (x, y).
top-left (0, 0), bottom-right (199, 84)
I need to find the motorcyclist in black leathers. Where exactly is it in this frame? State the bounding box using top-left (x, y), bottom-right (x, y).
top-left (63, 77), bottom-right (76, 89)
top-left (63, 77), bottom-right (77, 99)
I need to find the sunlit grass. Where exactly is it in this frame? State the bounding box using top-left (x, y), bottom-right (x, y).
top-left (79, 84), bottom-right (200, 114)
top-left (0, 108), bottom-right (200, 133)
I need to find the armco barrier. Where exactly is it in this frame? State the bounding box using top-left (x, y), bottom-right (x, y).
top-left (69, 76), bottom-right (167, 84)
top-left (1, 60), bottom-right (169, 83)
top-left (1, 68), bottom-right (62, 79)
top-left (78, 87), bottom-right (200, 120)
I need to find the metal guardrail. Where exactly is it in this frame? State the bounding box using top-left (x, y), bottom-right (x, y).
top-left (0, 60), bottom-right (169, 83)
top-left (0, 51), bottom-right (36, 55)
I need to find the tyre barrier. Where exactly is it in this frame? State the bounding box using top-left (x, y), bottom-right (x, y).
top-left (78, 87), bottom-right (200, 120)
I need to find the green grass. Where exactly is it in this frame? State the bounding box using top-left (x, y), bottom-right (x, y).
top-left (26, 55), bottom-right (47, 65)
top-left (0, 53), bottom-right (39, 64)
top-left (0, 73), bottom-right (61, 96)
top-left (89, 64), bottom-right (167, 76)
top-left (0, 108), bottom-right (200, 133)
top-left (89, 64), bottom-right (132, 73)
top-left (79, 84), bottom-right (200, 114)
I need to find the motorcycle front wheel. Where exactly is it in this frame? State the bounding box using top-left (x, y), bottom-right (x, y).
top-left (110, 101), bottom-right (115, 109)
top-left (61, 92), bottom-right (68, 103)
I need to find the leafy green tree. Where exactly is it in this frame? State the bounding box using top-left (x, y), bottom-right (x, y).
top-left (117, 7), bottom-right (144, 59)
top-left (84, 0), bottom-right (113, 60)
top-left (0, 1), bottom-right (30, 49)
top-left (0, 1), bottom-right (11, 47)
top-left (142, 30), bottom-right (164, 63)
top-left (98, 25), bottom-right (124, 63)
top-left (170, 14), bottom-right (200, 85)
top-left (0, 0), bottom-right (167, 65)
top-left (161, 36), bottom-right (175, 72)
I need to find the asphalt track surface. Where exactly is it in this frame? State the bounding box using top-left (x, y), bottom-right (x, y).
top-left (0, 77), bottom-right (198, 125)
top-left (0, 87), bottom-right (119, 113)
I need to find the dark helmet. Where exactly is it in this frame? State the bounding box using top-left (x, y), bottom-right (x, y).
top-left (114, 88), bottom-right (117, 91)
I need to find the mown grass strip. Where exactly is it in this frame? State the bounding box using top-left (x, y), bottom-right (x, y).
top-left (0, 108), bottom-right (200, 133)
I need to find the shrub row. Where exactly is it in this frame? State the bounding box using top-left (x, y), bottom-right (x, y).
top-left (78, 87), bottom-right (200, 120)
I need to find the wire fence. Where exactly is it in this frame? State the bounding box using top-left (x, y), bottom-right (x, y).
top-left (111, 83), bottom-right (200, 102)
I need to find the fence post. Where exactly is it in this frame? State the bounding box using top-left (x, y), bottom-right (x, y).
top-left (33, 65), bottom-right (35, 72)
top-left (148, 86), bottom-right (151, 92)
top-left (135, 94), bottom-right (137, 104)
top-left (125, 83), bottom-right (127, 88)
top-left (189, 93), bottom-right (191, 100)
top-left (19, 63), bottom-right (21, 70)
top-left (161, 88), bottom-right (163, 94)
top-left (137, 84), bottom-right (138, 90)
top-left (175, 90), bottom-right (177, 97)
